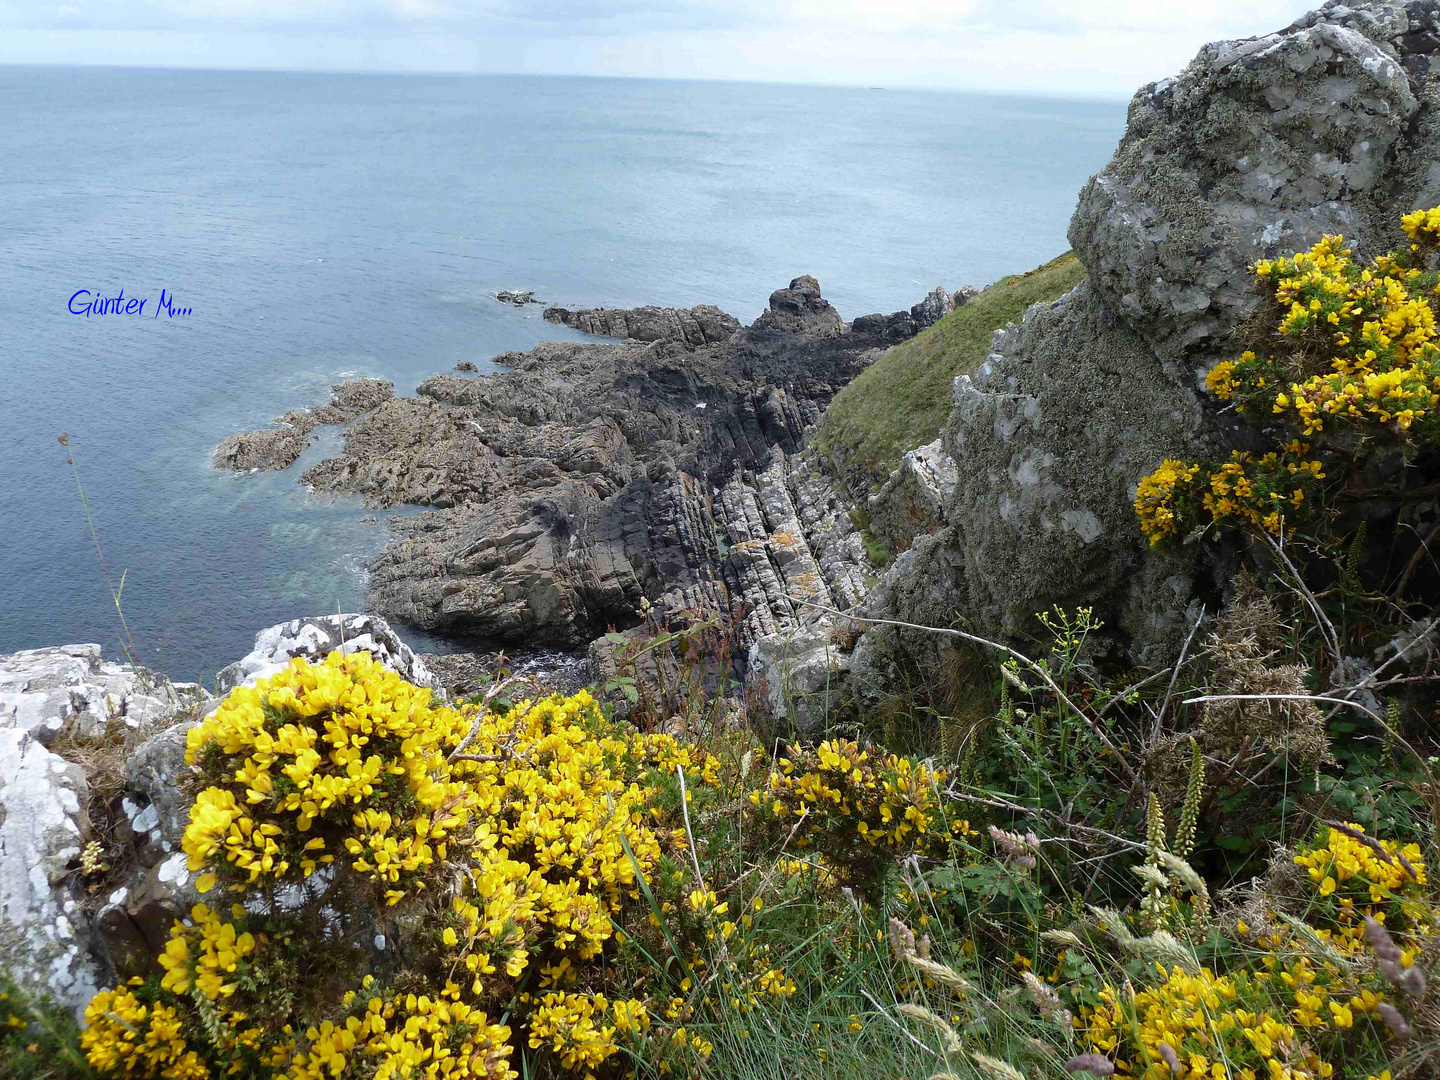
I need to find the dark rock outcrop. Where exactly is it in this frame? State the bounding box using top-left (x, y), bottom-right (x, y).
top-left (212, 378), bottom-right (394, 472)
top-left (543, 304), bottom-right (741, 346)
top-left (750, 276), bottom-right (846, 338)
top-left (220, 279), bottom-right (939, 664)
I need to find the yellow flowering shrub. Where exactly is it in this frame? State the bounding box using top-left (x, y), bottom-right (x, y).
top-left (1135, 207), bottom-right (1440, 546)
top-left (1082, 964), bottom-right (1339, 1080)
top-left (1076, 825), bottom-right (1435, 1080)
top-left (1292, 823), bottom-right (1432, 953)
top-left (1134, 444), bottom-right (1326, 546)
top-left (749, 738), bottom-right (972, 890)
top-left (81, 652), bottom-right (720, 1080)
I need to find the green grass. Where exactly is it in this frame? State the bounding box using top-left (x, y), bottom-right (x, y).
top-left (816, 252), bottom-right (1087, 493)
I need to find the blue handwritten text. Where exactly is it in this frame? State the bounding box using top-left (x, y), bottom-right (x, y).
top-left (68, 289), bottom-right (193, 318)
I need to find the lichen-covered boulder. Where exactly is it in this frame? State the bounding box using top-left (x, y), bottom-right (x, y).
top-left (867, 438), bottom-right (958, 556)
top-left (873, 0), bottom-right (1440, 660)
top-left (0, 645), bottom-right (207, 1011)
top-left (216, 614), bottom-right (442, 695)
top-left (0, 644), bottom-right (192, 745)
top-left (749, 623), bottom-right (852, 733)
top-left (0, 729), bottom-right (95, 1010)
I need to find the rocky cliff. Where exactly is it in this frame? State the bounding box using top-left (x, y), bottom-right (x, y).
top-left (861, 0), bottom-right (1440, 673)
top-left (217, 279), bottom-right (959, 720)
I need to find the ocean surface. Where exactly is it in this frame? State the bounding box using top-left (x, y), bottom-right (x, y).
top-left (0, 66), bottom-right (1125, 682)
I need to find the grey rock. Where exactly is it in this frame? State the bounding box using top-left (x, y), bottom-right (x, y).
top-left (279, 280), bottom-right (882, 659)
top-left (750, 276), bottom-right (846, 338)
top-left (748, 623), bottom-right (852, 733)
top-left (543, 304), bottom-right (741, 346)
top-left (910, 286), bottom-right (952, 330)
top-left (212, 378), bottom-right (395, 472)
top-left (867, 439), bottom-right (958, 556)
top-left (495, 290), bottom-right (540, 306)
top-left (215, 614), bottom-right (442, 696)
top-left (0, 643), bottom-right (203, 746)
top-left (0, 646), bottom-right (208, 1013)
top-left (0, 729), bottom-right (95, 1011)
top-left (876, 0), bottom-right (1440, 661)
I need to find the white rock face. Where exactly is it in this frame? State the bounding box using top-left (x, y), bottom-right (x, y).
top-left (0, 644), bottom-right (205, 1011)
top-left (748, 624), bottom-right (852, 734)
top-left (215, 614), bottom-right (442, 697)
top-left (0, 727), bottom-right (95, 1010)
top-left (0, 643), bottom-right (196, 743)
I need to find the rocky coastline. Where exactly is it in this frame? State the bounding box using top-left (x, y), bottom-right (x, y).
top-left (214, 275), bottom-right (969, 722)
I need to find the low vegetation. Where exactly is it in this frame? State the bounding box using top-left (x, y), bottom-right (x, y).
top-left (815, 252), bottom-right (1087, 493)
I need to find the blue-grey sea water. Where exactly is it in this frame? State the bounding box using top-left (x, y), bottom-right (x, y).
top-left (0, 66), bottom-right (1125, 682)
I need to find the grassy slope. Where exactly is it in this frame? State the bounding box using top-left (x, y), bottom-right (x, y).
top-left (814, 252), bottom-right (1087, 493)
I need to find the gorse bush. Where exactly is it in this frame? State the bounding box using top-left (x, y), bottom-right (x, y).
top-left (1135, 207), bottom-right (1440, 546)
top-left (81, 651), bottom-right (715, 1080)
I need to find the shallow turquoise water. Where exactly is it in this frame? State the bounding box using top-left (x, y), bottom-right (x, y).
top-left (0, 66), bottom-right (1124, 680)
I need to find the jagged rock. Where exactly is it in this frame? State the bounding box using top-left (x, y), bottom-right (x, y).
top-left (212, 378), bottom-right (395, 473)
top-left (0, 644), bottom-right (203, 746)
top-left (215, 614), bottom-right (442, 695)
top-left (274, 279), bottom-right (890, 656)
top-left (867, 439), bottom-right (958, 556)
top-left (495, 290), bottom-right (540, 306)
top-left (873, 0), bottom-right (1440, 661)
top-left (0, 646), bottom-right (207, 1012)
top-left (329, 378), bottom-right (395, 414)
top-left (850, 310), bottom-right (917, 343)
top-left (909, 286), bottom-right (952, 330)
top-left (455, 360), bottom-right (479, 372)
top-left (750, 276), bottom-right (846, 338)
top-left (543, 304), bottom-right (740, 346)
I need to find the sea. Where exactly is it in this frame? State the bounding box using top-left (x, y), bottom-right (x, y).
top-left (0, 66), bottom-right (1125, 683)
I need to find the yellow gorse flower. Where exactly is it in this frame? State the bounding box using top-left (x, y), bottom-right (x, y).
top-left (1137, 207), bottom-right (1440, 546)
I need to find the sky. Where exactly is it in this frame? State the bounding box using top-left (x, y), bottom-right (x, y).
top-left (0, 0), bottom-right (1322, 97)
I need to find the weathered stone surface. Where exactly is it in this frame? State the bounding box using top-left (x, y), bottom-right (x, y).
top-left (544, 304), bottom-right (741, 346)
top-left (216, 614), bottom-right (442, 695)
top-left (867, 439), bottom-right (958, 556)
top-left (0, 728), bottom-right (95, 1010)
top-left (262, 279), bottom-right (910, 656)
top-left (910, 286), bottom-right (953, 330)
top-left (750, 276), bottom-right (846, 338)
top-left (0, 617), bottom-right (451, 1007)
top-left (213, 378), bottom-right (394, 472)
top-left (749, 623), bottom-right (852, 733)
top-left (0, 646), bottom-right (208, 1012)
top-left (873, 0), bottom-right (1440, 661)
top-left (0, 644), bottom-right (201, 746)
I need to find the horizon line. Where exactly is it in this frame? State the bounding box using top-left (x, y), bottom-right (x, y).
top-left (0, 59), bottom-right (1133, 104)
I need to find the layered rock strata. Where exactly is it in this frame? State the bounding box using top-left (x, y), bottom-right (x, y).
top-left (219, 281), bottom-right (951, 683)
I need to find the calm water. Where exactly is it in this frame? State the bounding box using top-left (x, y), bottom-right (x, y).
top-left (0, 66), bottom-right (1124, 681)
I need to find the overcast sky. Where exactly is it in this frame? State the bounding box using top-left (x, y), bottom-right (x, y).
top-left (0, 1), bottom-right (1320, 97)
